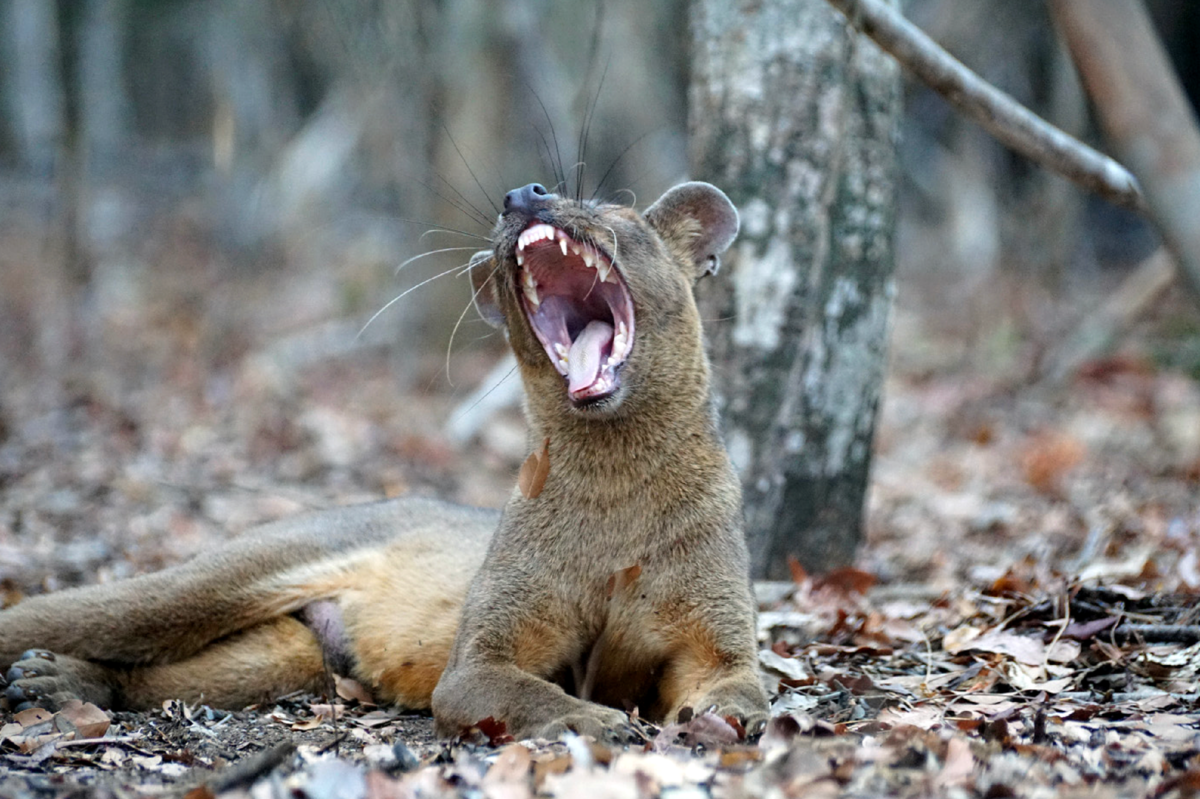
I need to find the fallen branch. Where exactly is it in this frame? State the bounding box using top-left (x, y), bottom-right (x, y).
top-left (822, 0), bottom-right (1147, 213)
top-left (1114, 623), bottom-right (1200, 645)
top-left (206, 740), bottom-right (296, 793)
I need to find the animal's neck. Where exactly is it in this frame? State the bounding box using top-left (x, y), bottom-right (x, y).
top-left (523, 354), bottom-right (728, 498)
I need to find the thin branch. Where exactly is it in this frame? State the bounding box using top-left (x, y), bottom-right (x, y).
top-left (821, 0), bottom-right (1147, 213)
top-left (1049, 0), bottom-right (1200, 304)
top-left (1114, 623), bottom-right (1200, 645)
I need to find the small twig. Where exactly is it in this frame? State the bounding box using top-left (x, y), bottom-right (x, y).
top-left (316, 732), bottom-right (350, 754)
top-left (206, 741), bottom-right (297, 793)
top-left (53, 736), bottom-right (147, 751)
top-left (821, 0), bottom-right (1146, 212)
top-left (1113, 624), bottom-right (1200, 645)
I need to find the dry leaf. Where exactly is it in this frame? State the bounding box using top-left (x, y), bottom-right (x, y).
top-left (483, 743), bottom-right (533, 784)
top-left (1019, 431), bottom-right (1084, 494)
top-left (814, 567), bottom-right (877, 596)
top-left (334, 674), bottom-right (376, 706)
top-left (57, 699), bottom-right (111, 739)
top-left (787, 555), bottom-right (808, 585)
top-left (183, 787), bottom-right (217, 799)
top-left (935, 737), bottom-right (975, 788)
top-left (518, 437), bottom-right (551, 499)
top-left (13, 707), bottom-right (53, 727)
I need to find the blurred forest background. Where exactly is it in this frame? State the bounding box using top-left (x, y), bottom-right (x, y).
top-left (1, 0), bottom-right (1199, 592)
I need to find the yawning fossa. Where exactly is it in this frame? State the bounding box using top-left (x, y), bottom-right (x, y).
top-left (1, 180), bottom-right (768, 742)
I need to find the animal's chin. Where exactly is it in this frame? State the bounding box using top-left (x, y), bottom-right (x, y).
top-left (515, 222), bottom-right (635, 407)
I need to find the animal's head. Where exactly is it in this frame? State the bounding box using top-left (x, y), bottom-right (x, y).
top-left (470, 181), bottom-right (738, 418)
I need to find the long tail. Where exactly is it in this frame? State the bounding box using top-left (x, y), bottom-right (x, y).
top-left (0, 498), bottom-right (485, 667)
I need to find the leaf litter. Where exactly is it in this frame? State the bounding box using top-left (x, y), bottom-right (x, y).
top-left (2, 233), bottom-right (1199, 796)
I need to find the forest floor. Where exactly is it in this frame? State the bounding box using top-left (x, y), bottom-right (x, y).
top-left (0, 221), bottom-right (1198, 798)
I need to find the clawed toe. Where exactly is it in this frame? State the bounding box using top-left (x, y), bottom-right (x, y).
top-left (4, 650), bottom-right (75, 712)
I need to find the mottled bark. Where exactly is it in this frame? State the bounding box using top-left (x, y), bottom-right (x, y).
top-left (690, 0), bottom-right (900, 576)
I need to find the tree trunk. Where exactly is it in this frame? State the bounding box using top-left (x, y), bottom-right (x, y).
top-left (690, 0), bottom-right (901, 577)
top-left (1, 0), bottom-right (65, 174)
top-left (76, 0), bottom-right (131, 170)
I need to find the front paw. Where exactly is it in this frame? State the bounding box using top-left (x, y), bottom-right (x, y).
top-left (692, 686), bottom-right (769, 739)
top-left (535, 705), bottom-right (641, 744)
top-left (4, 650), bottom-right (109, 712)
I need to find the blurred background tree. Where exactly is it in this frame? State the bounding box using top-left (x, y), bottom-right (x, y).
top-left (0, 0), bottom-right (1198, 580)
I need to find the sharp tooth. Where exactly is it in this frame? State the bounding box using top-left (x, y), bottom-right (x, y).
top-left (557, 358), bottom-right (568, 374)
top-left (613, 321), bottom-right (628, 356)
top-left (516, 251), bottom-right (524, 265)
top-left (570, 243), bottom-right (580, 255)
top-left (523, 271), bottom-right (540, 309)
top-left (554, 342), bottom-right (569, 358)
top-left (559, 238), bottom-right (568, 256)
top-left (597, 260), bottom-right (612, 282)
top-left (581, 250), bottom-right (594, 268)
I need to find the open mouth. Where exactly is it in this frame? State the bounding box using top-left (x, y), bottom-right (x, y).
top-left (516, 223), bottom-right (635, 404)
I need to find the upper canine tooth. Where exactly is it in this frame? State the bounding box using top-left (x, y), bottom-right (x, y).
top-left (516, 251), bottom-right (524, 265)
top-left (559, 238), bottom-right (568, 256)
top-left (596, 261), bottom-right (612, 283)
top-left (581, 250), bottom-right (594, 268)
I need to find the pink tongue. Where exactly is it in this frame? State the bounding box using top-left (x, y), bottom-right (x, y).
top-left (567, 320), bottom-right (614, 393)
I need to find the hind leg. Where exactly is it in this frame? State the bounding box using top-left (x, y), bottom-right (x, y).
top-left (4, 615), bottom-right (327, 712)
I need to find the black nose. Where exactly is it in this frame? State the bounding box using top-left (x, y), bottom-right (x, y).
top-left (503, 183), bottom-right (550, 215)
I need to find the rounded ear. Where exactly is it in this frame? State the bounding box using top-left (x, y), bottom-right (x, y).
top-left (469, 250), bottom-right (505, 328)
top-left (643, 181), bottom-right (739, 279)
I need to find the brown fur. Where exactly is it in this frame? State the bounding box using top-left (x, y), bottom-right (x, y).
top-left (1, 182), bottom-right (767, 741)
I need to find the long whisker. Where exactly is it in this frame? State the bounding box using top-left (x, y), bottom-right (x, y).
top-left (523, 80), bottom-right (567, 192)
top-left (394, 246), bottom-right (480, 275)
top-left (581, 263), bottom-right (601, 301)
top-left (427, 172), bottom-right (493, 228)
top-left (602, 224), bottom-right (620, 268)
top-left (417, 177), bottom-right (492, 229)
top-left (576, 55), bottom-right (611, 201)
top-left (445, 259), bottom-right (505, 386)
top-left (432, 165), bottom-right (496, 226)
top-left (611, 188), bottom-right (637, 207)
top-left (441, 124), bottom-right (501, 217)
top-left (591, 129), bottom-right (657, 203)
top-left (356, 260), bottom-right (473, 341)
top-left (448, 361), bottom-right (521, 427)
top-left (393, 216), bottom-right (490, 242)
top-left (534, 129), bottom-right (564, 192)
top-left (418, 228), bottom-right (490, 244)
